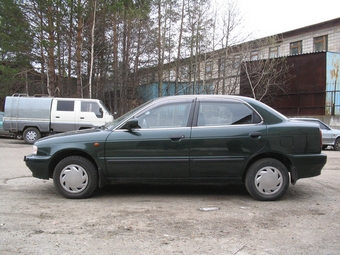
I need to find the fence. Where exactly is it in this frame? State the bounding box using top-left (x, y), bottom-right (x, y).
top-left (272, 89), bottom-right (340, 116)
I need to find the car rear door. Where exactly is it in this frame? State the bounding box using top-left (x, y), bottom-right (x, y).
top-left (105, 98), bottom-right (194, 179)
top-left (189, 98), bottom-right (267, 179)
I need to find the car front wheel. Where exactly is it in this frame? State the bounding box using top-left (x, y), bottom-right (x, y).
top-left (334, 138), bottom-right (340, 151)
top-left (53, 156), bottom-right (98, 199)
top-left (245, 158), bottom-right (289, 201)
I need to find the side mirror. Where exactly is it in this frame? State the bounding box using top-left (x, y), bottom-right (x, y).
top-left (97, 108), bottom-right (103, 118)
top-left (125, 118), bottom-right (139, 131)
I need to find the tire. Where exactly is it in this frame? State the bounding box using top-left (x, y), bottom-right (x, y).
top-left (334, 138), bottom-right (340, 151)
top-left (23, 127), bottom-right (41, 144)
top-left (245, 158), bottom-right (289, 201)
top-left (53, 156), bottom-right (98, 199)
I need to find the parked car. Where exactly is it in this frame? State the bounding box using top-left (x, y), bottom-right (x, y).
top-left (24, 95), bottom-right (327, 201)
top-left (0, 112), bottom-right (11, 137)
top-left (290, 118), bottom-right (340, 151)
top-left (0, 111), bottom-right (22, 139)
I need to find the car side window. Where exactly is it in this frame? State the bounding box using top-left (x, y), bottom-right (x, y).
top-left (317, 121), bottom-right (328, 130)
top-left (136, 102), bottom-right (191, 129)
top-left (197, 101), bottom-right (261, 126)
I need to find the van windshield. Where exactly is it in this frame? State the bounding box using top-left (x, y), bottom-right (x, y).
top-left (98, 101), bottom-right (111, 115)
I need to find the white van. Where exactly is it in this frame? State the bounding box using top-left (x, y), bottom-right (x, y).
top-left (3, 95), bottom-right (113, 143)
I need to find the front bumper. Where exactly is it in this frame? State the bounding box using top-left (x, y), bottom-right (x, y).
top-left (24, 154), bottom-right (52, 180)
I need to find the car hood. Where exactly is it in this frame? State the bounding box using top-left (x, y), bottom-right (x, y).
top-left (34, 127), bottom-right (111, 145)
top-left (330, 128), bottom-right (340, 135)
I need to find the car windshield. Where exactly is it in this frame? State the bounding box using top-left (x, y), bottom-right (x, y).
top-left (103, 100), bottom-right (152, 130)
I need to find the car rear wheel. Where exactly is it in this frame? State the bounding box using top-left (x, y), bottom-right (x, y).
top-left (245, 158), bottom-right (289, 201)
top-left (53, 156), bottom-right (98, 199)
top-left (334, 138), bottom-right (340, 151)
top-left (23, 127), bottom-right (41, 144)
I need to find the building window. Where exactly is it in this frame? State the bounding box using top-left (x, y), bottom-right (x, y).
top-left (269, 46), bottom-right (279, 58)
top-left (191, 64), bottom-right (197, 76)
top-left (181, 66), bottom-right (189, 79)
top-left (250, 51), bottom-right (258, 60)
top-left (290, 41), bottom-right (302, 55)
top-left (219, 58), bottom-right (225, 74)
top-left (314, 35), bottom-right (328, 52)
top-left (169, 70), bottom-right (176, 81)
top-left (233, 55), bottom-right (241, 69)
top-left (205, 61), bottom-right (212, 75)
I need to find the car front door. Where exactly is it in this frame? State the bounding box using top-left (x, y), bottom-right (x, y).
top-left (189, 98), bottom-right (267, 179)
top-left (318, 121), bottom-right (333, 145)
top-left (105, 99), bottom-right (194, 179)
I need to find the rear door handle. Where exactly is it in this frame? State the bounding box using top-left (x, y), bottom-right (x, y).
top-left (249, 132), bottom-right (262, 139)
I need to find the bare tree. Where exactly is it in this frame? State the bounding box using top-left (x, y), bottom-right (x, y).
top-left (207, 0), bottom-right (248, 95)
top-left (174, 0), bottom-right (186, 94)
top-left (75, 0), bottom-right (84, 97)
top-left (88, 0), bottom-right (97, 99)
top-left (239, 36), bottom-right (293, 103)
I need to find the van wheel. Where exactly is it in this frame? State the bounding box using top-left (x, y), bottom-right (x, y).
top-left (53, 156), bottom-right (98, 199)
top-left (245, 158), bottom-right (289, 201)
top-left (23, 127), bottom-right (41, 144)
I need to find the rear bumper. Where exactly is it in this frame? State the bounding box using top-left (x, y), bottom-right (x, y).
top-left (287, 153), bottom-right (327, 182)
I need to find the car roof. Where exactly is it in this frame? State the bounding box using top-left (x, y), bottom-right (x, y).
top-left (149, 95), bottom-right (287, 124)
top-left (290, 117), bottom-right (320, 121)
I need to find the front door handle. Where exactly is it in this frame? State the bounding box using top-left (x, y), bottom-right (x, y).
top-left (170, 135), bottom-right (185, 142)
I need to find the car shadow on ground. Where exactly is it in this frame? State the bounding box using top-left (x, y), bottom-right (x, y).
top-left (91, 182), bottom-right (318, 202)
top-left (93, 183), bottom-right (251, 199)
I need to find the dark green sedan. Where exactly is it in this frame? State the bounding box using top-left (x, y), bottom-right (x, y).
top-left (24, 95), bottom-right (327, 201)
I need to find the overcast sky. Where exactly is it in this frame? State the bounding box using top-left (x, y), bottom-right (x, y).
top-left (225, 0), bottom-right (340, 38)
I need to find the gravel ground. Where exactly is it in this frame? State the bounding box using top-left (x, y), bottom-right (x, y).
top-left (0, 137), bottom-right (339, 255)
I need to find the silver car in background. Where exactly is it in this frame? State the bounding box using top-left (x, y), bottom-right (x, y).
top-left (291, 118), bottom-right (340, 151)
top-left (0, 112), bottom-right (10, 137)
top-left (0, 112), bottom-right (22, 139)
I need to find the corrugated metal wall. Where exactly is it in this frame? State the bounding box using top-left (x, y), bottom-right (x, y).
top-left (241, 52), bottom-right (340, 116)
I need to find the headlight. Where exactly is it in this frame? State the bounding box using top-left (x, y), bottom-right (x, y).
top-left (32, 145), bottom-right (38, 155)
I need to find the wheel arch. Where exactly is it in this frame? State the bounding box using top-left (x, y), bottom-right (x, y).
top-left (242, 152), bottom-right (295, 183)
top-left (333, 136), bottom-right (340, 151)
top-left (47, 149), bottom-right (107, 187)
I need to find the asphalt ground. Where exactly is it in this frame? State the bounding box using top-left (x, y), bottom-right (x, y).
top-left (0, 137), bottom-right (339, 255)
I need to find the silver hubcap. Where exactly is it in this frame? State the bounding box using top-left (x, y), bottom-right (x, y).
top-left (60, 164), bottom-right (88, 193)
top-left (26, 131), bottom-right (37, 142)
top-left (254, 166), bottom-right (283, 195)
